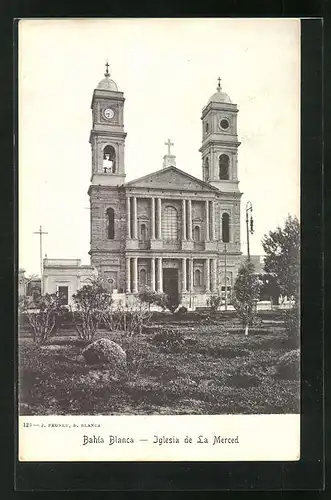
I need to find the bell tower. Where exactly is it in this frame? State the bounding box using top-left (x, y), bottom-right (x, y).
top-left (89, 63), bottom-right (127, 186)
top-left (199, 78), bottom-right (241, 192)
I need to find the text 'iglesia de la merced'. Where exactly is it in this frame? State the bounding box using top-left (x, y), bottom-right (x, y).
top-left (42, 65), bottom-right (246, 309)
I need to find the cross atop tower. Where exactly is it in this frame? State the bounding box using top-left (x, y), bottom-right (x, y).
top-left (217, 77), bottom-right (222, 91)
top-left (105, 61), bottom-right (110, 77)
top-left (164, 138), bottom-right (174, 155)
top-left (163, 138), bottom-right (176, 169)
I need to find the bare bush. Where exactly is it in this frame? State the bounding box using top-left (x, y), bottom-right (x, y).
top-left (103, 300), bottom-right (152, 336)
top-left (20, 293), bottom-right (65, 343)
top-left (72, 279), bottom-right (113, 341)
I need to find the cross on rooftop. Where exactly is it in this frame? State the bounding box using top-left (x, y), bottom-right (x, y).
top-left (165, 138), bottom-right (174, 155)
top-left (105, 61), bottom-right (110, 77)
top-left (217, 77), bottom-right (222, 91)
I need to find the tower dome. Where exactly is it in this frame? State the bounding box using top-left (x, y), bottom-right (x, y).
top-left (208, 77), bottom-right (232, 104)
top-left (96, 62), bottom-right (118, 91)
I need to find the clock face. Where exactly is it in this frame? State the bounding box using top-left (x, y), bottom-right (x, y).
top-left (220, 118), bottom-right (230, 130)
top-left (103, 108), bottom-right (114, 120)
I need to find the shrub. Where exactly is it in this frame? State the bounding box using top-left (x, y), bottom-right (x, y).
top-left (103, 301), bottom-right (152, 335)
top-left (154, 292), bottom-right (171, 311)
top-left (138, 288), bottom-right (178, 313)
top-left (138, 287), bottom-right (157, 309)
top-left (209, 295), bottom-right (221, 314)
top-left (138, 288), bottom-right (165, 309)
top-left (72, 279), bottom-right (113, 341)
top-left (19, 293), bottom-right (65, 343)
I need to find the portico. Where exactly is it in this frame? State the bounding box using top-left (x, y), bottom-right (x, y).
top-left (124, 184), bottom-right (220, 259)
top-left (124, 255), bottom-right (218, 297)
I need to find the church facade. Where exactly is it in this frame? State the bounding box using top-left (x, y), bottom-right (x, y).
top-left (88, 67), bottom-right (243, 308)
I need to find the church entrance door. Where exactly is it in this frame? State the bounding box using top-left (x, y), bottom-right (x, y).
top-left (163, 268), bottom-right (179, 309)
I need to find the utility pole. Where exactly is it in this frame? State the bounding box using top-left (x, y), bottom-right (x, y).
top-left (224, 243), bottom-right (228, 311)
top-left (33, 225), bottom-right (48, 295)
top-left (245, 201), bottom-right (254, 261)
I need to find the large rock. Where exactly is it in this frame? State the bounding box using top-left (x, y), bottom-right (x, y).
top-left (82, 338), bottom-right (127, 372)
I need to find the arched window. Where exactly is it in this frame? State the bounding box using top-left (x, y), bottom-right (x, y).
top-left (140, 224), bottom-right (147, 241)
top-left (222, 212), bottom-right (230, 243)
top-left (139, 269), bottom-right (147, 288)
top-left (103, 145), bottom-right (116, 173)
top-left (106, 207), bottom-right (115, 239)
top-left (194, 269), bottom-right (201, 287)
top-left (162, 206), bottom-right (178, 240)
top-left (204, 157), bottom-right (209, 181)
top-left (205, 122), bottom-right (209, 134)
top-left (219, 154), bottom-right (229, 180)
top-left (193, 225), bottom-right (201, 242)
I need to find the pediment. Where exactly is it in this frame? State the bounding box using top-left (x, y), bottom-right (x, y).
top-left (124, 166), bottom-right (218, 192)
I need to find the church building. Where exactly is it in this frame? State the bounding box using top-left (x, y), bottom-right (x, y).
top-left (88, 65), bottom-right (242, 309)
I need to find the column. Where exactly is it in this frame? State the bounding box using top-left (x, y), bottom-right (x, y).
top-left (132, 197), bottom-right (137, 239)
top-left (157, 198), bottom-right (162, 239)
top-left (205, 200), bottom-right (210, 241)
top-left (211, 201), bottom-right (215, 241)
top-left (151, 198), bottom-right (155, 239)
top-left (126, 197), bottom-right (131, 238)
top-left (182, 258), bottom-right (187, 292)
top-left (211, 259), bottom-right (217, 292)
top-left (205, 258), bottom-right (210, 292)
top-left (157, 257), bottom-right (163, 292)
top-left (150, 257), bottom-right (156, 291)
top-left (132, 257), bottom-right (138, 293)
top-left (187, 199), bottom-right (192, 240)
top-left (126, 257), bottom-right (131, 293)
top-left (189, 258), bottom-right (194, 292)
top-left (181, 199), bottom-right (186, 240)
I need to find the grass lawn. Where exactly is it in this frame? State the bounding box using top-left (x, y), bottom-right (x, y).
top-left (19, 315), bottom-right (300, 415)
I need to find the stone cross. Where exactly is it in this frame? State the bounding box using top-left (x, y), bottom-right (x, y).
top-left (164, 138), bottom-right (174, 155)
top-left (217, 77), bottom-right (222, 90)
top-left (105, 61), bottom-right (110, 76)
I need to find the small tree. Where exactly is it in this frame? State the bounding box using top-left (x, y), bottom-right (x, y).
top-left (72, 279), bottom-right (113, 341)
top-left (138, 287), bottom-right (171, 312)
top-left (233, 261), bottom-right (262, 336)
top-left (20, 293), bottom-right (65, 343)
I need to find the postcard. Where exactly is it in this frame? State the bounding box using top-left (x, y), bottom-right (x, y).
top-left (18, 18), bottom-right (300, 462)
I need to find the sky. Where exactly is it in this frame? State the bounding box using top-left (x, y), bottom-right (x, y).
top-left (18, 18), bottom-right (300, 277)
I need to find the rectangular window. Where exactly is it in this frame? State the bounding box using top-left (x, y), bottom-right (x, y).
top-left (162, 206), bottom-right (178, 240)
top-left (58, 286), bottom-right (69, 305)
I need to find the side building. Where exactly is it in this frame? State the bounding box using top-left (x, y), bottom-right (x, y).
top-left (43, 259), bottom-right (97, 306)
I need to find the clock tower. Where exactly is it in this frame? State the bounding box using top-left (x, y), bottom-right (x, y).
top-left (89, 63), bottom-right (127, 186)
top-left (199, 78), bottom-right (241, 193)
